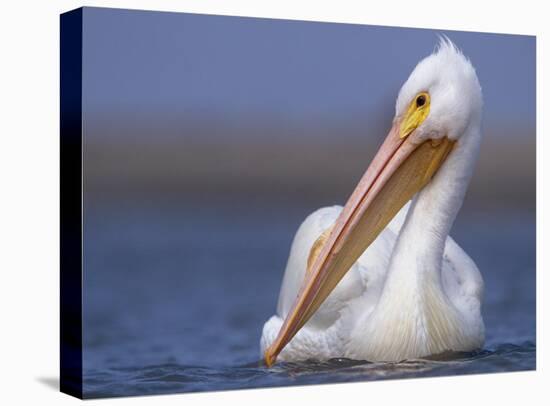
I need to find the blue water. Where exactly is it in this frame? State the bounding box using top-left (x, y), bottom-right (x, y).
top-left (82, 202), bottom-right (536, 398)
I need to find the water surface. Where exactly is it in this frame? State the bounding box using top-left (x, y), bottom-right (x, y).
top-left (83, 204), bottom-right (535, 398)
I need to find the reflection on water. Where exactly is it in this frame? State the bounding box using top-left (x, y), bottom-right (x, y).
top-left (82, 203), bottom-right (536, 398)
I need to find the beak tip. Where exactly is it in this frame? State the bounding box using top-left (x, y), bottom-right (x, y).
top-left (264, 347), bottom-right (277, 367)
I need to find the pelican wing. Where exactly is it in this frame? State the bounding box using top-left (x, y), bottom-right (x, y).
top-left (276, 206), bottom-right (364, 327)
top-left (441, 235), bottom-right (484, 332)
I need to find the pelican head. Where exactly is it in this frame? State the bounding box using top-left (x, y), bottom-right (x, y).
top-left (264, 37), bottom-right (484, 366)
top-left (396, 37), bottom-right (482, 143)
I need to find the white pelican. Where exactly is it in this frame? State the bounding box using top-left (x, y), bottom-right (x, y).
top-left (261, 38), bottom-right (485, 366)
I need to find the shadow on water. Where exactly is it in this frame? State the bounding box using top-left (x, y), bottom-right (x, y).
top-left (83, 342), bottom-right (535, 399)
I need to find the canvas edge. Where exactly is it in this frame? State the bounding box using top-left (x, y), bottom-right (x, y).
top-left (60, 7), bottom-right (84, 400)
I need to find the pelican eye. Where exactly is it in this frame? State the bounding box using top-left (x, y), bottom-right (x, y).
top-left (399, 92), bottom-right (430, 138)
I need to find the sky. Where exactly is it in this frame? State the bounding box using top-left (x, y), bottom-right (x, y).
top-left (82, 7), bottom-right (536, 140)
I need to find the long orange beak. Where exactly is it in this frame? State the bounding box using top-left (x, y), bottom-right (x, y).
top-left (264, 120), bottom-right (455, 366)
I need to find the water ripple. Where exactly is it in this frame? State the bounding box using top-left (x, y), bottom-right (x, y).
top-left (84, 342), bottom-right (535, 398)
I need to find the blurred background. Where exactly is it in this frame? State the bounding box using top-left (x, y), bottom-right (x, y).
top-left (81, 7), bottom-right (535, 398)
